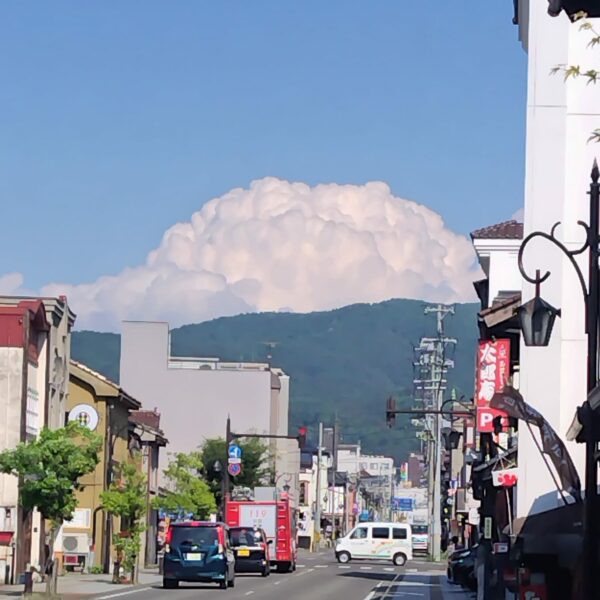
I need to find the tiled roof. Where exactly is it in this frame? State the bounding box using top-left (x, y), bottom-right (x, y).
top-left (471, 220), bottom-right (523, 240)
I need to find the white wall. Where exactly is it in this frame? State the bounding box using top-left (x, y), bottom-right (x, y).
top-left (473, 239), bottom-right (522, 303)
top-left (517, 2), bottom-right (600, 516)
top-left (120, 321), bottom-right (289, 474)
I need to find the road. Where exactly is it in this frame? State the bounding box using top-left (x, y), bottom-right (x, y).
top-left (90, 551), bottom-right (469, 600)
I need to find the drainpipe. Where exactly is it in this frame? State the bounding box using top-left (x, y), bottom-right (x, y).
top-left (102, 403), bottom-right (114, 574)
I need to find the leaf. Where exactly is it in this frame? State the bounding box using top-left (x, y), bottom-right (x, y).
top-left (588, 129), bottom-right (600, 143)
top-left (584, 70), bottom-right (599, 85)
top-left (564, 65), bottom-right (581, 81)
top-left (588, 36), bottom-right (600, 49)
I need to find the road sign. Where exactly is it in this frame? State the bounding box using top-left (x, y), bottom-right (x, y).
top-left (228, 445), bottom-right (242, 460)
top-left (228, 457), bottom-right (241, 465)
top-left (228, 463), bottom-right (241, 477)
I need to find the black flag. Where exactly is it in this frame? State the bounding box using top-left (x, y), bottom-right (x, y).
top-left (491, 386), bottom-right (582, 502)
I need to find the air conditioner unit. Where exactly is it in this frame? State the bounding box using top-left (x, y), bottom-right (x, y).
top-left (62, 534), bottom-right (89, 554)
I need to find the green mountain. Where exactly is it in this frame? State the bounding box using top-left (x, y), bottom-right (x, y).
top-left (71, 299), bottom-right (479, 463)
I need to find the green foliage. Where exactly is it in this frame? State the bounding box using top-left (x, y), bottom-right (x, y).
top-left (551, 12), bottom-right (600, 142)
top-left (0, 422), bottom-right (101, 525)
top-left (201, 438), bottom-right (272, 503)
top-left (71, 299), bottom-right (479, 463)
top-left (101, 463), bottom-right (147, 577)
top-left (153, 452), bottom-right (216, 519)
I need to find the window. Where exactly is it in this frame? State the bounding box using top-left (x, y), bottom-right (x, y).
top-left (350, 527), bottom-right (368, 540)
top-left (393, 528), bottom-right (408, 540)
top-left (372, 527), bottom-right (390, 539)
top-left (299, 482), bottom-right (307, 505)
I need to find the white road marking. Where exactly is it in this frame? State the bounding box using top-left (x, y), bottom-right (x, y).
top-left (362, 581), bottom-right (383, 600)
top-left (96, 589), bottom-right (152, 600)
top-left (245, 592), bottom-right (255, 596)
top-left (359, 566), bottom-right (373, 570)
top-left (274, 581), bottom-right (281, 585)
top-left (384, 567), bottom-right (395, 572)
top-left (308, 568), bottom-right (315, 573)
top-left (297, 564), bottom-right (306, 568)
top-left (315, 565), bottom-right (328, 568)
top-left (338, 565), bottom-right (351, 569)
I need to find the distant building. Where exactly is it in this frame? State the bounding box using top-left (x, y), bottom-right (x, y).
top-left (119, 321), bottom-right (296, 485)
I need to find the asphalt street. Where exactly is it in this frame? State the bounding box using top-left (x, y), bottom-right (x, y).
top-left (86, 551), bottom-right (465, 600)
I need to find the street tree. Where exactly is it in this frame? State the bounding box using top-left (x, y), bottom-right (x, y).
top-left (0, 422), bottom-right (102, 596)
top-left (153, 451), bottom-right (216, 519)
top-left (201, 437), bottom-right (273, 505)
top-left (100, 463), bottom-right (147, 584)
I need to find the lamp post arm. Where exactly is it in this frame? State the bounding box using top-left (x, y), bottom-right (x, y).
top-left (517, 222), bottom-right (590, 303)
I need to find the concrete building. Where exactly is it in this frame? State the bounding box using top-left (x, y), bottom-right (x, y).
top-left (0, 296), bottom-right (75, 583)
top-left (119, 321), bottom-right (295, 480)
top-left (513, 0), bottom-right (600, 517)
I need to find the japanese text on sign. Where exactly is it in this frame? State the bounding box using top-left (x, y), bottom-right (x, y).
top-left (476, 339), bottom-right (510, 432)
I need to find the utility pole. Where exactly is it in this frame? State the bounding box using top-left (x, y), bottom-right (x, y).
top-left (313, 422), bottom-right (323, 552)
top-left (413, 304), bottom-right (456, 562)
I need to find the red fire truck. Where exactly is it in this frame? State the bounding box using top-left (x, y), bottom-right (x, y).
top-left (226, 493), bottom-right (297, 573)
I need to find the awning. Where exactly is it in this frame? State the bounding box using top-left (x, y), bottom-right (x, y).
top-left (473, 445), bottom-right (517, 481)
top-left (508, 502), bottom-right (583, 567)
top-left (479, 294), bottom-right (520, 329)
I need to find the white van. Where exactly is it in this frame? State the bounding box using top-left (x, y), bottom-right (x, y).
top-left (335, 522), bottom-right (413, 566)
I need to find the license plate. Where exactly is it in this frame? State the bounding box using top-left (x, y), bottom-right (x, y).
top-left (237, 549), bottom-right (250, 557)
top-left (185, 553), bottom-right (202, 561)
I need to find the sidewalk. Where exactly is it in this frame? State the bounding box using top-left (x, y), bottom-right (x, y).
top-left (0, 570), bottom-right (161, 599)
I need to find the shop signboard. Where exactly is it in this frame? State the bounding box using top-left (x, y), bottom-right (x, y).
top-left (476, 339), bottom-right (510, 432)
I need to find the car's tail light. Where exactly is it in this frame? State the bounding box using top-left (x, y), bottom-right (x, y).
top-left (165, 526), bottom-right (172, 552)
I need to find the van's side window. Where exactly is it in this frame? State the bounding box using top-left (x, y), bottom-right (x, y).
top-left (350, 527), bottom-right (368, 539)
top-left (372, 527), bottom-right (390, 539)
top-left (393, 528), bottom-right (407, 540)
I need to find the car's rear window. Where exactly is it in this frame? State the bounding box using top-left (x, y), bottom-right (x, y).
top-left (171, 526), bottom-right (219, 547)
top-left (230, 528), bottom-right (264, 546)
top-left (412, 525), bottom-right (428, 535)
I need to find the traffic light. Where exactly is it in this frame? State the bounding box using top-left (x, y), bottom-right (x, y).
top-left (386, 397), bottom-right (396, 428)
top-left (297, 426), bottom-right (307, 448)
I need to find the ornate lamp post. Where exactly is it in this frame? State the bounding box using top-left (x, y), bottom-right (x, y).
top-left (517, 161), bottom-right (600, 600)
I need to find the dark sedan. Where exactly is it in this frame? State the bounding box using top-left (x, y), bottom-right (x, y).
top-left (230, 527), bottom-right (272, 577)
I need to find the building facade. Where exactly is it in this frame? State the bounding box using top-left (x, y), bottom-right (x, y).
top-left (0, 296), bottom-right (75, 583)
top-left (61, 361), bottom-right (142, 574)
top-left (119, 321), bottom-right (293, 478)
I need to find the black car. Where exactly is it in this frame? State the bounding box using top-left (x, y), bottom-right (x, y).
top-left (229, 527), bottom-right (271, 577)
top-left (447, 545), bottom-right (477, 590)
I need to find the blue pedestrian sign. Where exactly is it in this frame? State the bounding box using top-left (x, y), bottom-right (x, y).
top-left (228, 444), bottom-right (242, 460)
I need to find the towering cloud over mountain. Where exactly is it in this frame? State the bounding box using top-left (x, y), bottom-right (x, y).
top-left (4, 177), bottom-right (480, 330)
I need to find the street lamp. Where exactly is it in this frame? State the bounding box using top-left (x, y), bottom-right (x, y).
top-left (517, 161), bottom-right (600, 600)
top-left (517, 277), bottom-right (561, 347)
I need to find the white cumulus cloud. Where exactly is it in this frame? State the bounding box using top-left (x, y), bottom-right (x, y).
top-left (5, 178), bottom-right (481, 330)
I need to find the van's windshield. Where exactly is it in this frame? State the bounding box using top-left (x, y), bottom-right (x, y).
top-left (171, 526), bottom-right (219, 547)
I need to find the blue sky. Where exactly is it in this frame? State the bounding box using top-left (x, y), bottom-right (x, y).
top-left (0, 1), bottom-right (526, 291)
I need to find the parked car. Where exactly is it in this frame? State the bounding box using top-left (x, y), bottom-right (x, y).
top-left (447, 545), bottom-right (477, 590)
top-left (229, 526), bottom-right (272, 576)
top-left (335, 522), bottom-right (413, 566)
top-left (163, 521), bottom-right (236, 590)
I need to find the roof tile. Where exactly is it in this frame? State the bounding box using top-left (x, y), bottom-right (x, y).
top-left (471, 220), bottom-right (523, 240)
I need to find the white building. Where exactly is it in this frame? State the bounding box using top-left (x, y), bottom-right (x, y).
top-left (119, 321), bottom-right (297, 482)
top-left (0, 296), bottom-right (75, 583)
top-left (514, 0), bottom-right (600, 517)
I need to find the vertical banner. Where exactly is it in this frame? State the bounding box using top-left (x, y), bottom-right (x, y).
top-left (476, 339), bottom-right (510, 432)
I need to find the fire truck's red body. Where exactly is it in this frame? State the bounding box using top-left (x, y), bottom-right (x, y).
top-left (225, 493), bottom-right (297, 572)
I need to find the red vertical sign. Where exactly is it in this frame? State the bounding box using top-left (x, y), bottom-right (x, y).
top-left (476, 339), bottom-right (510, 432)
